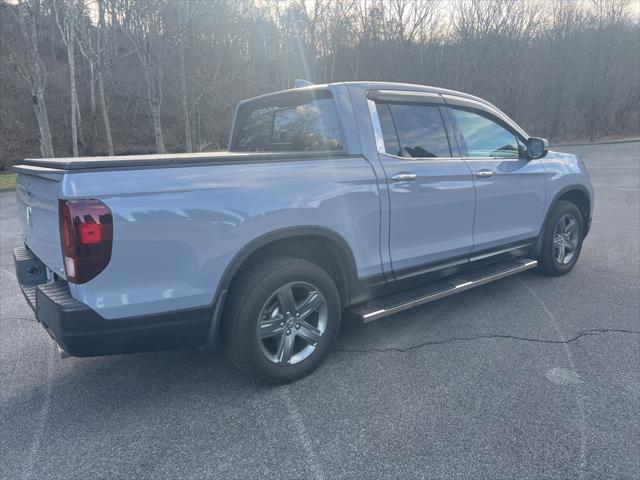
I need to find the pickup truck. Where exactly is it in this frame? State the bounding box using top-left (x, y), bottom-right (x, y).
top-left (13, 81), bottom-right (594, 381)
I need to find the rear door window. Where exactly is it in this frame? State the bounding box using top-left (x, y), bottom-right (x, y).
top-left (233, 91), bottom-right (343, 152)
top-left (449, 108), bottom-right (519, 158)
top-left (376, 103), bottom-right (401, 156)
top-left (375, 103), bottom-right (451, 158)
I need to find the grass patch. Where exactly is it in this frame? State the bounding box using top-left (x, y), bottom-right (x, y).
top-left (0, 173), bottom-right (16, 191)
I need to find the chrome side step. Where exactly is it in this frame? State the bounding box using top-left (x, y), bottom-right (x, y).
top-left (348, 258), bottom-right (537, 322)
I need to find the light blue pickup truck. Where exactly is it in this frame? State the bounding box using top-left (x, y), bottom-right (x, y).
top-left (14, 81), bottom-right (593, 381)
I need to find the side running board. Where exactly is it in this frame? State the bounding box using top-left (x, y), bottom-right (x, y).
top-left (348, 258), bottom-right (537, 323)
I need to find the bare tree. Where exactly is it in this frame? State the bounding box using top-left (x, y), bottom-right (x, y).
top-left (1, 0), bottom-right (639, 165)
top-left (126, 0), bottom-right (168, 153)
top-left (76, 0), bottom-right (114, 155)
top-left (53, 0), bottom-right (82, 157)
top-left (6, 0), bottom-right (55, 158)
top-left (171, 1), bottom-right (193, 152)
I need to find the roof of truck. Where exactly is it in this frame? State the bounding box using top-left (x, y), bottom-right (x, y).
top-left (236, 80), bottom-right (524, 140)
top-left (242, 81), bottom-right (496, 111)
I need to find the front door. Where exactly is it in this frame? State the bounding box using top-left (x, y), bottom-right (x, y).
top-left (369, 95), bottom-right (476, 279)
top-left (446, 103), bottom-right (547, 254)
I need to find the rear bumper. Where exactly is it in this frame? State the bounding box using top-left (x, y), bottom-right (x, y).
top-left (14, 246), bottom-right (212, 357)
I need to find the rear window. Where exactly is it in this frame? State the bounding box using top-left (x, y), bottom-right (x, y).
top-left (232, 90), bottom-right (343, 152)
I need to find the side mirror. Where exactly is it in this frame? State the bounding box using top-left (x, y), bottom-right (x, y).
top-left (526, 137), bottom-right (548, 160)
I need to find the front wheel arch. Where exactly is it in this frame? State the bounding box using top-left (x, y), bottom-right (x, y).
top-left (533, 186), bottom-right (591, 258)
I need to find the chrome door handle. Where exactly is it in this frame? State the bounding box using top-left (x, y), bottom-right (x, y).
top-left (475, 169), bottom-right (495, 178)
top-left (391, 173), bottom-right (417, 182)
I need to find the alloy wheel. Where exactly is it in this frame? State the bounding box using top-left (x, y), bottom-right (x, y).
top-left (256, 282), bottom-right (328, 365)
top-left (553, 213), bottom-right (579, 265)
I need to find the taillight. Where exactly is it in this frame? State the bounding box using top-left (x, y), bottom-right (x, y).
top-left (59, 199), bottom-right (113, 284)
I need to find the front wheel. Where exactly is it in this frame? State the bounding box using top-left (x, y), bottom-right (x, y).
top-left (223, 256), bottom-right (341, 382)
top-left (535, 200), bottom-right (585, 276)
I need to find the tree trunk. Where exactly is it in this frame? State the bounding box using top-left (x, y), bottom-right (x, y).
top-left (97, 0), bottom-right (114, 156)
top-left (67, 39), bottom-right (79, 157)
top-left (97, 72), bottom-right (114, 155)
top-left (86, 59), bottom-right (96, 154)
top-left (178, 2), bottom-right (192, 153)
top-left (147, 70), bottom-right (165, 153)
top-left (32, 89), bottom-right (54, 158)
top-left (56, 2), bottom-right (80, 157)
top-left (27, 0), bottom-right (54, 158)
top-left (179, 42), bottom-right (192, 153)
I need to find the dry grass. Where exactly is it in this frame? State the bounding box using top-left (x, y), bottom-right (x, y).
top-left (0, 173), bottom-right (16, 191)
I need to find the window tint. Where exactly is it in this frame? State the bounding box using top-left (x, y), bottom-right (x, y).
top-left (377, 103), bottom-right (451, 158)
top-left (376, 103), bottom-right (401, 156)
top-left (233, 92), bottom-right (343, 152)
top-left (450, 108), bottom-right (519, 158)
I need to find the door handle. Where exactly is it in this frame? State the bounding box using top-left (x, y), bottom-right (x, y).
top-left (391, 173), bottom-right (417, 182)
top-left (475, 169), bottom-right (495, 178)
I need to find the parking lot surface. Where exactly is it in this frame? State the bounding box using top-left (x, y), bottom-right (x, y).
top-left (1, 142), bottom-right (638, 479)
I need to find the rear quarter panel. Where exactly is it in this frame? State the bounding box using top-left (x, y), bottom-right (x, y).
top-left (60, 158), bottom-right (381, 319)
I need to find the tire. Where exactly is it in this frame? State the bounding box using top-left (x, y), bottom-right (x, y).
top-left (222, 256), bottom-right (341, 382)
top-left (535, 200), bottom-right (585, 276)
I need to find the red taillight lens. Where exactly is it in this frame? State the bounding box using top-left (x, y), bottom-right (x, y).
top-left (78, 223), bottom-right (102, 245)
top-left (59, 199), bottom-right (113, 284)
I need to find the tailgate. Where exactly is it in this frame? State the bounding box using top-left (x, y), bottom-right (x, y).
top-left (15, 168), bottom-right (65, 279)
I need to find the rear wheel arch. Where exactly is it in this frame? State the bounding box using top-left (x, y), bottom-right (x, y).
top-left (229, 229), bottom-right (355, 300)
top-left (206, 228), bottom-right (356, 349)
top-left (222, 255), bottom-right (342, 381)
top-left (214, 226), bottom-right (356, 311)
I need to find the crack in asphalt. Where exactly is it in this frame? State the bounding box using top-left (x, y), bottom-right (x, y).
top-left (333, 328), bottom-right (640, 355)
top-left (519, 278), bottom-right (588, 479)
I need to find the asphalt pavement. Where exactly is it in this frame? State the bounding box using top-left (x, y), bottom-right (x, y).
top-left (1, 142), bottom-right (638, 479)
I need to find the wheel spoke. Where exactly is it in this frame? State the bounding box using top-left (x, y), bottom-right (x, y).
top-left (296, 321), bottom-right (321, 345)
top-left (276, 332), bottom-right (295, 363)
top-left (277, 286), bottom-right (297, 315)
top-left (259, 317), bottom-right (285, 339)
top-left (556, 242), bottom-right (566, 263)
top-left (258, 281), bottom-right (328, 365)
top-left (296, 291), bottom-right (322, 320)
top-left (553, 234), bottom-right (564, 255)
top-left (564, 217), bottom-right (577, 235)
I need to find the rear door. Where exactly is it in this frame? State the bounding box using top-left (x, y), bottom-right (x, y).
top-left (444, 97), bottom-right (546, 254)
top-left (368, 91), bottom-right (476, 279)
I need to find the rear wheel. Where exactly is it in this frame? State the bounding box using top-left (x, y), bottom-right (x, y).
top-left (223, 256), bottom-right (341, 382)
top-left (536, 200), bottom-right (584, 276)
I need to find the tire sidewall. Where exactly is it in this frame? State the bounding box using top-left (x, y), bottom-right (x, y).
top-left (542, 201), bottom-right (584, 275)
top-left (227, 258), bottom-right (341, 381)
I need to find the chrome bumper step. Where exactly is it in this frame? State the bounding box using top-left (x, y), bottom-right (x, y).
top-left (348, 258), bottom-right (537, 322)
